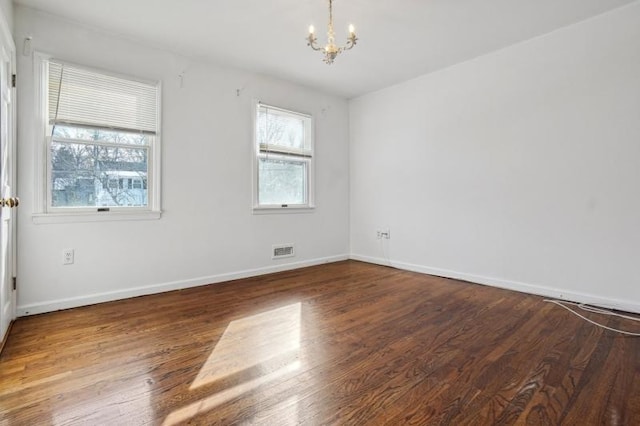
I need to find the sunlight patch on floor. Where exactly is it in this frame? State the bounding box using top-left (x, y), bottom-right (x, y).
top-left (190, 302), bottom-right (302, 390)
top-left (163, 302), bottom-right (303, 424)
top-left (162, 360), bottom-right (301, 426)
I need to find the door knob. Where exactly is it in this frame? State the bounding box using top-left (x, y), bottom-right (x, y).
top-left (0, 197), bottom-right (19, 208)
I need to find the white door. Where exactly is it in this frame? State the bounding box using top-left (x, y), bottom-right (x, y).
top-left (0, 18), bottom-right (15, 345)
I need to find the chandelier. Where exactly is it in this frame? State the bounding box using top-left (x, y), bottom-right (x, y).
top-left (307, 0), bottom-right (357, 64)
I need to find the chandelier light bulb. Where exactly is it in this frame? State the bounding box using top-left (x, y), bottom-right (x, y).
top-left (309, 25), bottom-right (315, 34)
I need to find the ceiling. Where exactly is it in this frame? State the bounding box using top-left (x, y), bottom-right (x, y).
top-left (14, 0), bottom-right (637, 98)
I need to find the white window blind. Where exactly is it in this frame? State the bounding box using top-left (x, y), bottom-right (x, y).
top-left (257, 103), bottom-right (312, 158)
top-left (48, 61), bottom-right (158, 135)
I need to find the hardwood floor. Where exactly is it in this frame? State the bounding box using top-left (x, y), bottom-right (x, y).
top-left (1, 260), bottom-right (639, 425)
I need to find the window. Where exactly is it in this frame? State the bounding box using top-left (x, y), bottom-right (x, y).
top-left (253, 102), bottom-right (314, 210)
top-left (34, 55), bottom-right (161, 222)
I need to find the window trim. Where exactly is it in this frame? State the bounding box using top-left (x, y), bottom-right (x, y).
top-left (252, 100), bottom-right (315, 213)
top-left (33, 52), bottom-right (162, 223)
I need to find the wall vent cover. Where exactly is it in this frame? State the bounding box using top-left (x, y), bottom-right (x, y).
top-left (272, 244), bottom-right (295, 259)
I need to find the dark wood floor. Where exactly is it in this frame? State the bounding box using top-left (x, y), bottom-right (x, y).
top-left (1, 260), bottom-right (639, 425)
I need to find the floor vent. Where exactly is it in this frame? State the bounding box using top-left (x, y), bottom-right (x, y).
top-left (272, 244), bottom-right (295, 259)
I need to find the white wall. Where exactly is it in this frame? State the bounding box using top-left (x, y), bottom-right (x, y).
top-left (350, 3), bottom-right (640, 312)
top-left (15, 5), bottom-right (350, 315)
top-left (0, 0), bottom-right (12, 33)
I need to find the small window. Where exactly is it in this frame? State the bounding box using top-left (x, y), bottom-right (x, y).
top-left (107, 179), bottom-right (118, 190)
top-left (253, 102), bottom-right (314, 210)
top-left (37, 56), bottom-right (161, 221)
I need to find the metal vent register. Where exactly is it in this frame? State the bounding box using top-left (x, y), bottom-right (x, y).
top-left (272, 244), bottom-right (295, 259)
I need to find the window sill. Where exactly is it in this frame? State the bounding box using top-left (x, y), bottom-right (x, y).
top-left (32, 210), bottom-right (162, 224)
top-left (252, 206), bottom-right (315, 215)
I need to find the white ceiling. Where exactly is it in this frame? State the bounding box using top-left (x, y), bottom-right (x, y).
top-left (14, 0), bottom-right (637, 98)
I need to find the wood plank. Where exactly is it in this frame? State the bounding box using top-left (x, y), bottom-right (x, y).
top-left (0, 260), bottom-right (638, 425)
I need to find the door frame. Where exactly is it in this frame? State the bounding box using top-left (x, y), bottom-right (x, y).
top-left (0, 5), bottom-right (16, 350)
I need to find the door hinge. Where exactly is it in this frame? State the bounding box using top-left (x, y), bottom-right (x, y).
top-left (12, 276), bottom-right (16, 290)
top-left (11, 74), bottom-right (16, 88)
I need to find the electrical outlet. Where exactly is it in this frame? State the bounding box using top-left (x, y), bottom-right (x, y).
top-left (376, 229), bottom-right (391, 240)
top-left (63, 249), bottom-right (74, 265)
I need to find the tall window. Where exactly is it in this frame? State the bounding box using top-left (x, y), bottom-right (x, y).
top-left (41, 58), bottom-right (160, 217)
top-left (254, 102), bottom-right (314, 210)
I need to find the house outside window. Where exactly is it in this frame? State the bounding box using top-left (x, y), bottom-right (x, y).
top-left (34, 55), bottom-right (161, 222)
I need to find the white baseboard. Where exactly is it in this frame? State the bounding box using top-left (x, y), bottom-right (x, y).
top-left (19, 253), bottom-right (639, 316)
top-left (350, 253), bottom-right (640, 314)
top-left (17, 254), bottom-right (349, 316)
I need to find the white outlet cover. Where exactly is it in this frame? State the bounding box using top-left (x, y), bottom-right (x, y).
top-left (63, 249), bottom-right (74, 264)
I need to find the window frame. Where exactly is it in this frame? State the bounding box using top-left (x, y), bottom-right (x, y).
top-left (252, 100), bottom-right (315, 213)
top-left (32, 52), bottom-right (162, 224)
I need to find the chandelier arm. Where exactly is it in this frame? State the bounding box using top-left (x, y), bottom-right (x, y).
top-left (306, 35), bottom-right (325, 52)
top-left (342, 35), bottom-right (358, 51)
